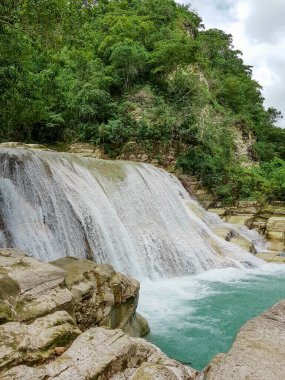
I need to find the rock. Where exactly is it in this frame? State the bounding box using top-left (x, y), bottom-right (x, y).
top-left (199, 300), bottom-right (285, 380)
top-left (213, 227), bottom-right (236, 241)
top-left (0, 249), bottom-right (73, 324)
top-left (1, 328), bottom-right (198, 380)
top-left (54, 347), bottom-right (66, 356)
top-left (208, 208), bottom-right (226, 217)
top-left (52, 257), bottom-right (149, 336)
top-left (0, 250), bottom-right (148, 337)
top-left (0, 142), bottom-right (49, 150)
top-left (123, 312), bottom-right (150, 338)
top-left (213, 228), bottom-right (256, 254)
top-left (68, 143), bottom-right (106, 159)
top-left (266, 216), bottom-right (285, 241)
top-left (226, 215), bottom-right (253, 226)
top-left (205, 201), bottom-right (285, 255)
top-left (230, 237), bottom-right (256, 254)
top-left (256, 252), bottom-right (285, 263)
top-left (0, 311), bottom-right (81, 374)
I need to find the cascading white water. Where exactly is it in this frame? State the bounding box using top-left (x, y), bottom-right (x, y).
top-left (0, 148), bottom-right (263, 279)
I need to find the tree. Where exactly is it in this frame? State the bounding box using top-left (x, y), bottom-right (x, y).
top-left (110, 41), bottom-right (148, 89)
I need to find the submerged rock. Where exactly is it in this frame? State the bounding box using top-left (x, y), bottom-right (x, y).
top-left (199, 300), bottom-right (285, 380)
top-left (1, 328), bottom-right (198, 380)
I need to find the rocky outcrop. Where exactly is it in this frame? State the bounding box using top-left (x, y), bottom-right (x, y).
top-left (232, 125), bottom-right (257, 167)
top-left (198, 300), bottom-right (285, 380)
top-left (180, 175), bottom-right (215, 209)
top-left (0, 249), bottom-right (148, 336)
top-left (0, 249), bottom-right (197, 380)
top-left (51, 257), bottom-right (147, 336)
top-left (2, 328), bottom-right (198, 380)
top-left (213, 227), bottom-right (256, 254)
top-left (0, 249), bottom-right (73, 324)
top-left (0, 311), bottom-right (81, 373)
top-left (183, 174), bottom-right (285, 257)
top-left (207, 203), bottom-right (285, 259)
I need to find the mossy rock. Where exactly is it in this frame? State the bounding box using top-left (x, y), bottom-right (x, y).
top-left (0, 304), bottom-right (13, 324)
top-left (0, 275), bottom-right (20, 301)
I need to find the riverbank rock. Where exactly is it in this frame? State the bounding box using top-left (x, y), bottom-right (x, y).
top-left (184, 175), bottom-right (285, 256)
top-left (0, 311), bottom-right (81, 373)
top-left (1, 328), bottom-right (198, 380)
top-left (0, 249), bottom-right (73, 324)
top-left (207, 204), bottom-right (285, 257)
top-left (0, 249), bottom-right (195, 379)
top-left (0, 249), bottom-right (148, 337)
top-left (2, 250), bottom-right (192, 379)
top-left (51, 257), bottom-right (149, 336)
top-left (199, 300), bottom-right (285, 380)
top-left (213, 228), bottom-right (256, 254)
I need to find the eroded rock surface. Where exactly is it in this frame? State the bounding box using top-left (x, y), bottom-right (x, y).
top-left (0, 249), bottom-right (73, 324)
top-left (0, 311), bottom-right (81, 373)
top-left (1, 328), bottom-right (198, 380)
top-left (209, 203), bottom-right (285, 257)
top-left (0, 249), bottom-right (148, 337)
top-left (52, 257), bottom-right (148, 336)
top-left (199, 300), bottom-right (285, 380)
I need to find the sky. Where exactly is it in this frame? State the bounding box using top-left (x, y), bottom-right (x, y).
top-left (177, 0), bottom-right (285, 127)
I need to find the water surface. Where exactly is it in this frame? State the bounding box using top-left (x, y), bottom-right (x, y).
top-left (139, 264), bottom-right (285, 370)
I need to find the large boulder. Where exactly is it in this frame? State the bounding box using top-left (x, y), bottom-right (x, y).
top-left (0, 311), bottom-right (81, 374)
top-left (0, 249), bottom-right (73, 324)
top-left (52, 257), bottom-right (149, 336)
top-left (199, 300), bottom-right (285, 380)
top-left (1, 328), bottom-right (198, 380)
top-left (0, 249), bottom-right (148, 337)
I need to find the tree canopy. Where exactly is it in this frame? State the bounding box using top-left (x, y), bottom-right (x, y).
top-left (1, 0), bottom-right (284, 203)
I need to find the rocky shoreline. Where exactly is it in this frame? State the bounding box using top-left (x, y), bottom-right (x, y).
top-left (0, 249), bottom-right (197, 379)
top-left (1, 248), bottom-right (284, 379)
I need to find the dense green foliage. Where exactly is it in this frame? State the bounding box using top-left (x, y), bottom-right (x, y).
top-left (1, 0), bottom-right (285, 203)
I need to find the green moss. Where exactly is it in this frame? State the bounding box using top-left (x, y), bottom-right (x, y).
top-left (10, 260), bottom-right (31, 270)
top-left (52, 257), bottom-right (98, 288)
top-left (0, 303), bottom-right (13, 324)
top-left (15, 300), bottom-right (43, 322)
top-left (0, 275), bottom-right (20, 301)
top-left (74, 155), bottom-right (128, 182)
top-left (40, 328), bottom-right (80, 352)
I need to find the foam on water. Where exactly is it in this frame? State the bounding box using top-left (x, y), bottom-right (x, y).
top-left (139, 265), bottom-right (285, 369)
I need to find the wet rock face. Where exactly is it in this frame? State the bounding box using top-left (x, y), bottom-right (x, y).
top-left (199, 300), bottom-right (285, 380)
top-left (208, 203), bottom-right (285, 258)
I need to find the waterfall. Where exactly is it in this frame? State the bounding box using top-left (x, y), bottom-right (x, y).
top-left (0, 148), bottom-right (262, 279)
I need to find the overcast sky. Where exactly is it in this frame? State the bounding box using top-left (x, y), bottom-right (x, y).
top-left (178, 0), bottom-right (285, 127)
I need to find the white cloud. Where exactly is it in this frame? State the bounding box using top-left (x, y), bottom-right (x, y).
top-left (177, 0), bottom-right (285, 127)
